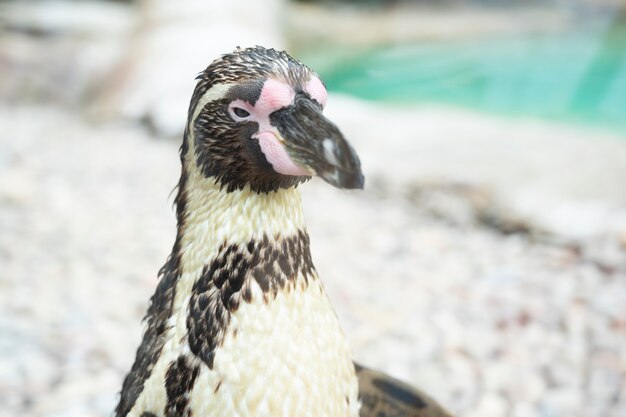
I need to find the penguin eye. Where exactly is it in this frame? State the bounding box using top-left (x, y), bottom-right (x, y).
top-left (232, 107), bottom-right (250, 119)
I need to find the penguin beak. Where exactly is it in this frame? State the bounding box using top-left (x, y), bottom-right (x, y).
top-left (269, 94), bottom-right (364, 190)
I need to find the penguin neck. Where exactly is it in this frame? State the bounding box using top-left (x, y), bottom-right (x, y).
top-left (170, 155), bottom-right (311, 303)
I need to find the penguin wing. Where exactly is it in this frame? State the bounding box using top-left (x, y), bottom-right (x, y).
top-left (355, 362), bottom-right (455, 417)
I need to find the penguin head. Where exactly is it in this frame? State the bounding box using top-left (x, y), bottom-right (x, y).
top-left (185, 46), bottom-right (363, 193)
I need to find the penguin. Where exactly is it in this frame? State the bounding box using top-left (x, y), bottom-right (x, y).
top-left (115, 46), bottom-right (454, 417)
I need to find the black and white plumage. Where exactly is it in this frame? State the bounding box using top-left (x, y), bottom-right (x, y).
top-left (115, 46), bottom-right (454, 417)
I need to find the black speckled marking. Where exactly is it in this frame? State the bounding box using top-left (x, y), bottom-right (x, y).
top-left (164, 356), bottom-right (200, 417)
top-left (187, 231), bottom-right (314, 368)
top-left (140, 412), bottom-right (158, 417)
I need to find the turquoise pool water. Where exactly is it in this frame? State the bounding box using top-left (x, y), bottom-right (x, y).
top-left (305, 29), bottom-right (626, 134)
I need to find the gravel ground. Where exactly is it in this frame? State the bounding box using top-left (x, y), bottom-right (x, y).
top-left (1, 102), bottom-right (625, 417)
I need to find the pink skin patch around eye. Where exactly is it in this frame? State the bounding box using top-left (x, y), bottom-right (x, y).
top-left (234, 77), bottom-right (327, 177)
top-left (304, 76), bottom-right (327, 108)
top-left (255, 79), bottom-right (295, 116)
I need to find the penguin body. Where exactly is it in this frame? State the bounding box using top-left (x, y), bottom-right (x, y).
top-left (116, 47), bottom-right (360, 417)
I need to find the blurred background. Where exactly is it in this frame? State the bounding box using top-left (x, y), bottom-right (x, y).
top-left (1, 1), bottom-right (625, 416)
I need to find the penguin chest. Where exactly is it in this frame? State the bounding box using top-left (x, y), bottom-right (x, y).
top-left (189, 279), bottom-right (360, 417)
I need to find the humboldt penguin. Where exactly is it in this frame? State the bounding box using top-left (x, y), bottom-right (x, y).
top-left (115, 46), bottom-right (454, 417)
